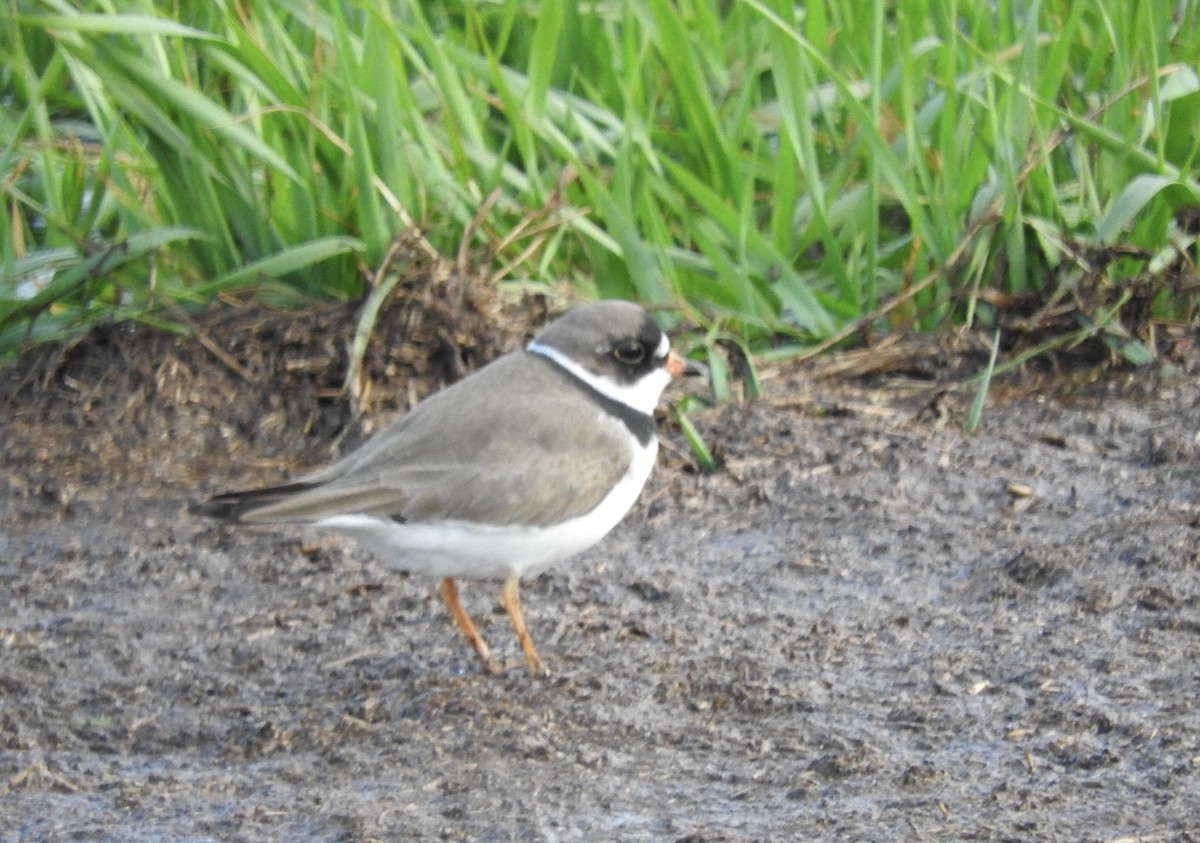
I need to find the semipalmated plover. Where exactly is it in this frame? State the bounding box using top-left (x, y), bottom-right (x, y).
top-left (196, 300), bottom-right (705, 674)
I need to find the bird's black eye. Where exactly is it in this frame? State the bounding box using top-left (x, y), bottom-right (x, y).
top-left (613, 341), bottom-right (646, 365)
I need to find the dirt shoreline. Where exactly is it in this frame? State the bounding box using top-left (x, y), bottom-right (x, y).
top-left (3, 309), bottom-right (1199, 841)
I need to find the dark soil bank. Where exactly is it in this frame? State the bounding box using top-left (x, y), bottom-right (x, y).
top-left (3, 310), bottom-right (1199, 841)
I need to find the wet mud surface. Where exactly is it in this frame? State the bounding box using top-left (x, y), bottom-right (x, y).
top-left (3, 306), bottom-right (1199, 841)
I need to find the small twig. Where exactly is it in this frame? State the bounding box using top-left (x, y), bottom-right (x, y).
top-left (458, 189), bottom-right (503, 274)
top-left (3, 757), bottom-right (81, 795)
top-left (165, 300), bottom-right (255, 382)
top-left (323, 650), bottom-right (378, 670)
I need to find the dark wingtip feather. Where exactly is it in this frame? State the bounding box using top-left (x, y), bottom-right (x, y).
top-left (190, 481), bottom-right (319, 523)
top-left (189, 496), bottom-right (248, 522)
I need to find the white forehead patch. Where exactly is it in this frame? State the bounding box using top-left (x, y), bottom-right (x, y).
top-left (655, 331), bottom-right (669, 362)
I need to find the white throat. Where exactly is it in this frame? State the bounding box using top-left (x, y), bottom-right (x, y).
top-left (527, 337), bottom-right (672, 416)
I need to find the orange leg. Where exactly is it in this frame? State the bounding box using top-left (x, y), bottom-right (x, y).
top-left (500, 574), bottom-right (544, 676)
top-left (438, 577), bottom-right (498, 673)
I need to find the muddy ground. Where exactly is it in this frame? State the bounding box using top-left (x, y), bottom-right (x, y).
top-left (2, 299), bottom-right (1199, 842)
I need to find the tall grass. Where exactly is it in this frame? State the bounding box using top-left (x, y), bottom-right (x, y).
top-left (2, 0), bottom-right (1198, 361)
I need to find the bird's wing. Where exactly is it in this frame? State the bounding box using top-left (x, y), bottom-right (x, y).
top-left (201, 354), bottom-right (643, 527)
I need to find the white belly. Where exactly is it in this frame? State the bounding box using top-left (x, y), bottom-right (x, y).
top-left (313, 440), bottom-right (658, 580)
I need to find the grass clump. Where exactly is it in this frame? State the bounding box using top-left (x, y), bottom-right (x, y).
top-left (2, 0), bottom-right (1197, 366)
